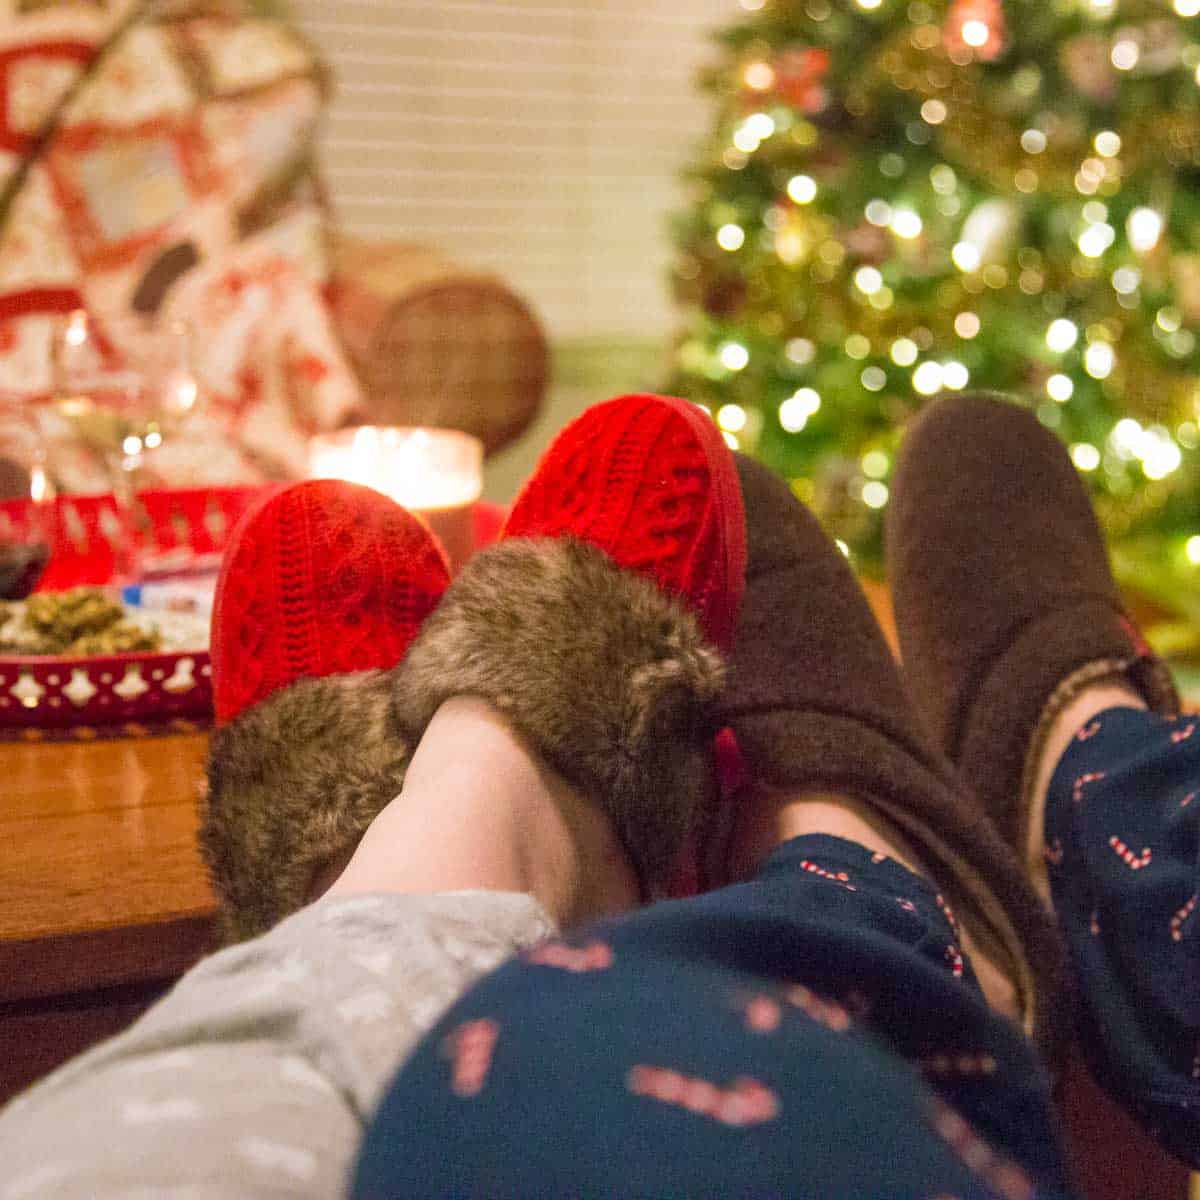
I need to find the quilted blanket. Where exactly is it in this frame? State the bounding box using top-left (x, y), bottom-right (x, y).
top-left (0, 0), bottom-right (362, 490)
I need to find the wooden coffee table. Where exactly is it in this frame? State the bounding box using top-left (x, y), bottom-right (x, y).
top-left (0, 728), bottom-right (215, 1102)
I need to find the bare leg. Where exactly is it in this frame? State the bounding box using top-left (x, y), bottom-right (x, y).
top-left (1024, 682), bottom-right (1147, 905)
top-left (727, 786), bottom-right (1021, 1021)
top-left (324, 696), bottom-right (640, 929)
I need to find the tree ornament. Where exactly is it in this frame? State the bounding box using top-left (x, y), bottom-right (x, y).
top-left (943, 0), bottom-right (1007, 62)
top-left (1060, 34), bottom-right (1117, 103)
top-left (770, 46), bottom-right (830, 114)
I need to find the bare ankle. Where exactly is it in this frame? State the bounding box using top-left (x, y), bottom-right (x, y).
top-left (324, 697), bottom-right (639, 927)
top-left (726, 785), bottom-right (930, 883)
top-left (1025, 682), bottom-right (1147, 905)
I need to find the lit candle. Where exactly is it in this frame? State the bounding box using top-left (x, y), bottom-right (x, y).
top-left (308, 426), bottom-right (483, 572)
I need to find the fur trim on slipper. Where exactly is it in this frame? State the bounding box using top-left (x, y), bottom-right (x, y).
top-left (202, 669), bottom-right (411, 944)
top-left (390, 537), bottom-right (727, 894)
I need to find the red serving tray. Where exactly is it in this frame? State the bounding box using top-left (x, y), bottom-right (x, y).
top-left (0, 490), bottom-right (505, 728)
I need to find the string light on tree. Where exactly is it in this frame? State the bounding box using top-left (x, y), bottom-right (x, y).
top-left (1046, 319), bottom-right (1079, 353)
top-left (717, 404), bottom-right (748, 433)
top-left (787, 174), bottom-right (818, 204)
top-left (717, 224), bottom-right (745, 251)
top-left (862, 481), bottom-right (889, 508)
top-left (942, 361), bottom-right (970, 389)
top-left (952, 241), bottom-right (982, 272)
top-left (954, 312), bottom-right (981, 338)
top-left (1047, 373), bottom-right (1074, 402)
top-left (1128, 208), bottom-right (1164, 253)
top-left (1111, 39), bottom-right (1140, 72)
top-left (718, 342), bottom-right (749, 371)
top-left (743, 61), bottom-right (775, 90)
top-left (1085, 341), bottom-right (1116, 379)
top-left (779, 387), bottom-right (821, 432)
top-left (912, 361), bottom-right (945, 394)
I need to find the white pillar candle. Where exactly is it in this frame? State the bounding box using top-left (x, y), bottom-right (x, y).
top-left (308, 426), bottom-right (483, 572)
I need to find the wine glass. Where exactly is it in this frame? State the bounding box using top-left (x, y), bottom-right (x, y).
top-left (52, 309), bottom-right (200, 467)
top-left (50, 310), bottom-right (201, 581)
top-left (0, 396), bottom-right (54, 599)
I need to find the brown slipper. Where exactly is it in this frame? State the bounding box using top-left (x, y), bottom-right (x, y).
top-left (885, 393), bottom-right (1178, 863)
top-left (719, 452), bottom-right (1070, 1062)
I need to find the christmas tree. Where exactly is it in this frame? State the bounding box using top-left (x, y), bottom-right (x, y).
top-left (668, 0), bottom-right (1200, 644)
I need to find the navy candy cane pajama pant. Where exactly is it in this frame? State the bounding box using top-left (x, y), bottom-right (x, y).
top-left (356, 705), bottom-right (1200, 1198)
top-left (1045, 705), bottom-right (1200, 1168)
top-left (4, 711), bottom-right (1192, 1195)
top-left (354, 834), bottom-right (1074, 1200)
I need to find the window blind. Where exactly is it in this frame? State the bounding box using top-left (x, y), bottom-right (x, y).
top-left (290, 0), bottom-right (731, 341)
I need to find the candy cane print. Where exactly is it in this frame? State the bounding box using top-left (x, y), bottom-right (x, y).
top-left (1108, 835), bottom-right (1152, 870)
top-left (928, 1098), bottom-right (1035, 1200)
top-left (523, 940), bottom-right (614, 972)
top-left (782, 983), bottom-right (851, 1032)
top-left (447, 1019), bottom-right (499, 1097)
top-left (627, 1066), bottom-right (778, 1127)
top-left (799, 860), bottom-right (857, 891)
top-left (934, 893), bottom-right (960, 933)
top-left (1170, 893), bottom-right (1196, 943)
top-left (944, 944), bottom-right (965, 980)
top-left (744, 995), bottom-right (782, 1033)
top-left (922, 1052), bottom-right (998, 1078)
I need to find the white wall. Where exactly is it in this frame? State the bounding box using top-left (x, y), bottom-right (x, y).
top-left (291, 0), bottom-right (731, 342)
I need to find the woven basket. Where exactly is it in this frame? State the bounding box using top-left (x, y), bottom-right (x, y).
top-left (330, 237), bottom-right (549, 456)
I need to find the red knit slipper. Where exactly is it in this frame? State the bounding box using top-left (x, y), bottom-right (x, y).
top-left (204, 479), bottom-right (450, 943)
top-left (501, 393), bottom-right (746, 654)
top-left (211, 479), bottom-right (450, 724)
top-left (501, 392), bottom-right (745, 892)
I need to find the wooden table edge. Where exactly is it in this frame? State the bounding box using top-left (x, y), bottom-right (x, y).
top-left (0, 909), bottom-right (216, 1004)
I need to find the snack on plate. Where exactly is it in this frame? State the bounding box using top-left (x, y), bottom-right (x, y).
top-left (0, 587), bottom-right (206, 656)
top-left (25, 589), bottom-right (131, 646)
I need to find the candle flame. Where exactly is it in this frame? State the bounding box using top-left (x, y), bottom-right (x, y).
top-left (309, 426), bottom-right (483, 510)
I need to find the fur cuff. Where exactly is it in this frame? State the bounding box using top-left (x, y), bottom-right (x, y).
top-left (390, 537), bottom-right (726, 893)
top-left (202, 669), bottom-right (411, 944)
